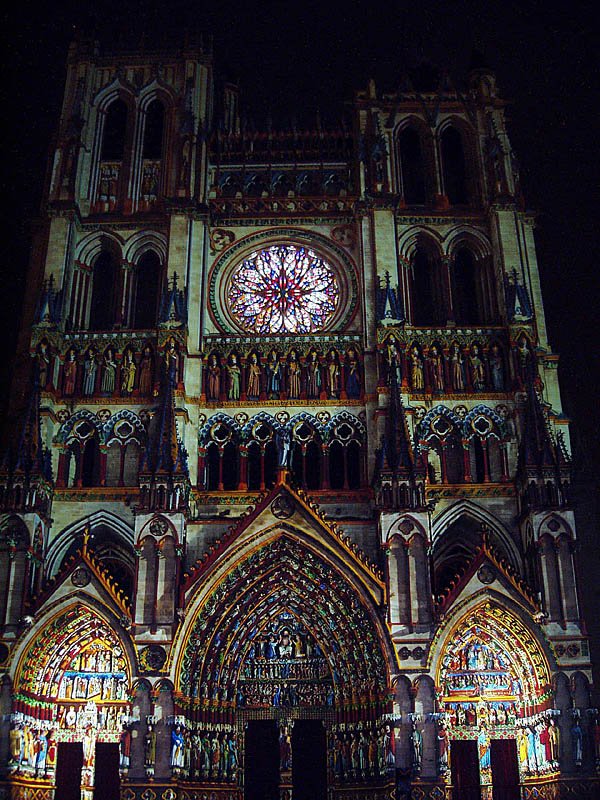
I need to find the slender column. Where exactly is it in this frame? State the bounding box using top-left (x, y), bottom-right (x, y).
top-left (462, 440), bottom-right (473, 482)
top-left (278, 720), bottom-right (294, 799)
top-left (238, 445), bottom-right (248, 490)
top-left (321, 445), bottom-right (330, 490)
top-left (482, 439), bottom-right (491, 483)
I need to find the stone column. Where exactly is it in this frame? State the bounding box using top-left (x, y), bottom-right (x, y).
top-left (279, 719), bottom-right (294, 799)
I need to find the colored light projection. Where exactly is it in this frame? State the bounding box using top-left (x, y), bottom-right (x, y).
top-left (179, 536), bottom-right (389, 722)
top-left (437, 603), bottom-right (551, 731)
top-left (13, 604), bottom-right (130, 733)
top-left (228, 245), bottom-right (339, 334)
top-left (237, 611), bottom-right (334, 708)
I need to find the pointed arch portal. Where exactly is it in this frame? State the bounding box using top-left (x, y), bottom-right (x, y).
top-left (10, 603), bottom-right (132, 792)
top-left (175, 533), bottom-right (397, 794)
top-left (434, 600), bottom-right (555, 793)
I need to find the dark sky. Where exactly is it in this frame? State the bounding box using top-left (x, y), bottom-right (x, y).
top-left (1, 1), bottom-right (599, 660)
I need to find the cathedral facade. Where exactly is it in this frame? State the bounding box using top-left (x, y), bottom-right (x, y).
top-left (0, 36), bottom-right (597, 800)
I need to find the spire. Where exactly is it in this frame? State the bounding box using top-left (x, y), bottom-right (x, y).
top-left (139, 355), bottom-right (189, 513)
top-left (0, 372), bottom-right (53, 514)
top-left (374, 364), bottom-right (426, 510)
top-left (517, 379), bottom-right (571, 509)
top-left (142, 361), bottom-right (188, 478)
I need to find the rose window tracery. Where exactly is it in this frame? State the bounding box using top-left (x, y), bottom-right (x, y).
top-left (227, 245), bottom-right (339, 334)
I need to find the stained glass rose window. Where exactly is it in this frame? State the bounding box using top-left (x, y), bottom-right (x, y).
top-left (227, 245), bottom-right (339, 334)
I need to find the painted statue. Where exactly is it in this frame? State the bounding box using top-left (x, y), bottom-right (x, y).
top-left (450, 343), bottom-right (465, 391)
top-left (206, 353), bottom-right (221, 401)
top-left (226, 354), bottom-right (241, 400)
top-left (144, 725), bottom-right (156, 770)
top-left (306, 350), bottom-right (322, 399)
top-left (63, 349), bottom-right (77, 396)
top-left (246, 352), bottom-right (262, 399)
top-left (346, 349), bottom-right (361, 398)
top-left (266, 350), bottom-right (282, 398)
top-left (101, 348), bottom-right (117, 394)
top-left (478, 725), bottom-right (491, 772)
top-left (429, 345), bottom-right (445, 392)
top-left (411, 724), bottom-right (423, 771)
top-left (83, 348), bottom-right (97, 395)
top-left (410, 346), bottom-right (425, 391)
top-left (287, 350), bottom-right (301, 399)
top-left (326, 349), bottom-right (342, 398)
top-left (470, 345), bottom-right (485, 391)
top-left (121, 350), bottom-right (136, 395)
top-left (138, 345), bottom-right (154, 395)
top-left (489, 343), bottom-right (505, 390)
top-left (171, 726), bottom-right (185, 769)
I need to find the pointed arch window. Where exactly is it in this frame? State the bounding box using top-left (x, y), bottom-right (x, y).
top-left (143, 100), bottom-right (165, 159)
top-left (133, 250), bottom-right (162, 329)
top-left (411, 247), bottom-right (446, 325)
top-left (101, 99), bottom-right (128, 161)
top-left (441, 127), bottom-right (470, 205)
top-left (89, 249), bottom-right (119, 331)
top-left (452, 248), bottom-right (481, 325)
top-left (398, 127), bottom-right (426, 204)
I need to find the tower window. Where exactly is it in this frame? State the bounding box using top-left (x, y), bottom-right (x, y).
top-left (441, 127), bottom-right (468, 204)
top-left (143, 100), bottom-right (165, 160)
top-left (101, 99), bottom-right (128, 161)
top-left (399, 127), bottom-right (426, 204)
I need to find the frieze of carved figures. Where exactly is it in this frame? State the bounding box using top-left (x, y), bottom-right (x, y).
top-left (59, 341), bottom-right (162, 399)
top-left (331, 721), bottom-right (395, 783)
top-left (378, 334), bottom-right (509, 394)
top-left (169, 722), bottom-right (238, 782)
top-left (203, 346), bottom-right (363, 403)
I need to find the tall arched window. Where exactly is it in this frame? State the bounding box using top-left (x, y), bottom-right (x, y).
top-left (81, 436), bottom-right (101, 487)
top-left (89, 249), bottom-right (119, 330)
top-left (452, 248), bottom-right (480, 324)
top-left (398, 128), bottom-right (426, 204)
top-left (411, 247), bottom-right (446, 325)
top-left (133, 251), bottom-right (162, 329)
top-left (101, 99), bottom-right (128, 161)
top-left (441, 127), bottom-right (468, 205)
top-left (143, 100), bottom-right (165, 159)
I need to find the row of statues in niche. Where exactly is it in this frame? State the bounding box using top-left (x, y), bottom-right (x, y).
top-left (35, 338), bottom-right (182, 397)
top-left (204, 347), bottom-right (362, 402)
top-left (333, 724), bottom-right (396, 782)
top-left (381, 337), bottom-right (508, 393)
top-left (236, 680), bottom-right (335, 708)
top-left (170, 725), bottom-right (238, 781)
top-left (445, 701), bottom-right (519, 728)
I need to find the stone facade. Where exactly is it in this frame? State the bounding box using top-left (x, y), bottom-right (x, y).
top-left (0, 36), bottom-right (598, 800)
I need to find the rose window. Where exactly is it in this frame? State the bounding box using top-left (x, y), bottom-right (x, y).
top-left (227, 245), bottom-right (339, 334)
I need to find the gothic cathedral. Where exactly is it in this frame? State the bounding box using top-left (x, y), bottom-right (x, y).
top-left (0, 36), bottom-right (597, 800)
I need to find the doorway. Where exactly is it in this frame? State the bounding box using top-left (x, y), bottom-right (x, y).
top-left (292, 720), bottom-right (327, 800)
top-left (244, 720), bottom-right (279, 800)
top-left (451, 739), bottom-right (481, 800)
top-left (491, 738), bottom-right (520, 800)
top-left (94, 742), bottom-right (120, 800)
top-left (55, 742), bottom-right (83, 800)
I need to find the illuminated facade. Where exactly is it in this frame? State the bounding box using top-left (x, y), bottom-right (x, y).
top-left (0, 36), bottom-right (597, 800)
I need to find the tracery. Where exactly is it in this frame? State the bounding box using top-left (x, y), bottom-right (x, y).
top-left (228, 245), bottom-right (339, 334)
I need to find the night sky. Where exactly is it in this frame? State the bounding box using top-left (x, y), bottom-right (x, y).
top-left (1, 1), bottom-right (599, 679)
